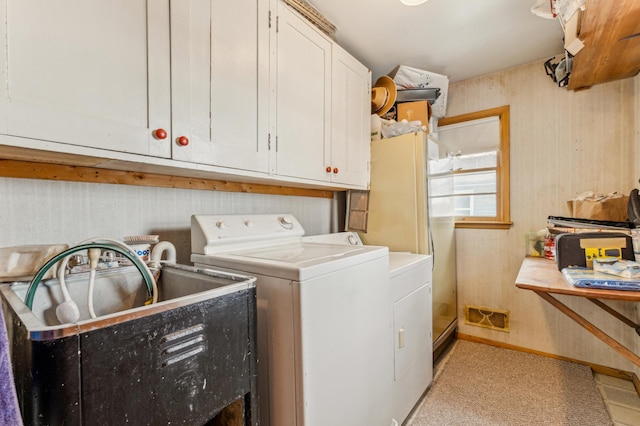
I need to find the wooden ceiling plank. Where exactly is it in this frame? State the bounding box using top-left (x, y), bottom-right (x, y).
top-left (569, 0), bottom-right (640, 90)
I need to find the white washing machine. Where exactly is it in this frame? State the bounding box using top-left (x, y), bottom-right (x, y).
top-left (304, 232), bottom-right (433, 424)
top-left (191, 214), bottom-right (394, 426)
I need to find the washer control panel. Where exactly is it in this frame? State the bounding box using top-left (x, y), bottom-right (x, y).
top-left (303, 232), bottom-right (363, 246)
top-left (191, 214), bottom-right (305, 254)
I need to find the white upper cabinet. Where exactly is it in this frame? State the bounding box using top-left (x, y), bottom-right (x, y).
top-left (270, 1), bottom-right (331, 181)
top-left (270, 1), bottom-right (370, 187)
top-left (170, 0), bottom-right (269, 172)
top-left (0, 0), bottom-right (171, 157)
top-left (0, 0), bottom-right (371, 189)
top-left (329, 46), bottom-right (371, 187)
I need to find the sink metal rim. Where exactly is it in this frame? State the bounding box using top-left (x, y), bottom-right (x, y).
top-left (0, 264), bottom-right (256, 341)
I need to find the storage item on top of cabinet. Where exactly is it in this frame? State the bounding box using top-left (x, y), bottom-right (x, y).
top-left (0, 0), bottom-right (172, 158)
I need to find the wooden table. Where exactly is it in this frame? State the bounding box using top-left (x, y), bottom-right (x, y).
top-left (516, 257), bottom-right (640, 368)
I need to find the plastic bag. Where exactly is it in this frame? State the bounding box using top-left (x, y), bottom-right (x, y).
top-left (381, 119), bottom-right (426, 139)
top-left (388, 65), bottom-right (449, 118)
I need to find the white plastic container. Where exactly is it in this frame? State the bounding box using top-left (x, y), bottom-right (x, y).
top-left (129, 244), bottom-right (151, 262)
top-left (0, 244), bottom-right (69, 282)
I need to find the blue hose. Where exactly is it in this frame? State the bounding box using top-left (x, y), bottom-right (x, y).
top-left (25, 243), bottom-right (155, 310)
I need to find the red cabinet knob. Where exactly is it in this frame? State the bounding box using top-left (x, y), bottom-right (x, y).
top-left (326, 166), bottom-right (332, 173)
top-left (177, 136), bottom-right (189, 146)
top-left (154, 128), bottom-right (167, 140)
top-left (333, 168), bottom-right (339, 174)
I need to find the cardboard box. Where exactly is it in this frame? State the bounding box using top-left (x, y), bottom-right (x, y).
top-left (397, 101), bottom-right (431, 129)
top-left (566, 195), bottom-right (629, 222)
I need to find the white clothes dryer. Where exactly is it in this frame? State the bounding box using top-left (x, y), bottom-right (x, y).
top-left (191, 215), bottom-right (393, 426)
top-left (303, 232), bottom-right (433, 424)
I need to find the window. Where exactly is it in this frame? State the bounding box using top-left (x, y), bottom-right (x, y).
top-left (433, 105), bottom-right (511, 229)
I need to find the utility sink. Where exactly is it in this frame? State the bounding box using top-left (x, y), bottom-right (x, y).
top-left (0, 264), bottom-right (258, 426)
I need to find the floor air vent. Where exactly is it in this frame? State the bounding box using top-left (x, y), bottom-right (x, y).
top-left (464, 305), bottom-right (510, 332)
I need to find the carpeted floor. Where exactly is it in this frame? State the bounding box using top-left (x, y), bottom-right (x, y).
top-left (407, 340), bottom-right (612, 425)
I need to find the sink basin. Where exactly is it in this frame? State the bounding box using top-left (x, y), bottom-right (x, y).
top-left (0, 264), bottom-right (258, 426)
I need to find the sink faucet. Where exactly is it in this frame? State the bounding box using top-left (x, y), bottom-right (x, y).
top-left (25, 239), bottom-right (158, 321)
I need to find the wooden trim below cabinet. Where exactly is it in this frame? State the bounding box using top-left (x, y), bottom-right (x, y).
top-left (0, 159), bottom-right (335, 199)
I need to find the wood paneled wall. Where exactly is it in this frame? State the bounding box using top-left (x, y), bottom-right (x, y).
top-left (444, 59), bottom-right (639, 374)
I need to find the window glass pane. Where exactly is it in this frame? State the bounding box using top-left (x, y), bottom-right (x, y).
top-left (429, 196), bottom-right (455, 218)
top-left (429, 174), bottom-right (454, 197)
top-left (453, 151), bottom-right (497, 171)
top-left (454, 171), bottom-right (496, 195)
top-left (428, 157), bottom-right (453, 174)
top-left (437, 116), bottom-right (500, 154)
top-left (454, 194), bottom-right (497, 217)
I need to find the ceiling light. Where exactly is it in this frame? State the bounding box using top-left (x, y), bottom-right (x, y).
top-left (400, 0), bottom-right (428, 5)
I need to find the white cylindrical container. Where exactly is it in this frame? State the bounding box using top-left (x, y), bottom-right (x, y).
top-left (129, 243), bottom-right (151, 262)
top-left (123, 235), bottom-right (159, 263)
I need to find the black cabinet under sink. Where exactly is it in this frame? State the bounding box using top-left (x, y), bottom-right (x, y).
top-left (2, 265), bottom-right (258, 426)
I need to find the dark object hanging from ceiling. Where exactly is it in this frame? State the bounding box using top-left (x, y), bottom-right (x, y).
top-left (544, 55), bottom-right (572, 88)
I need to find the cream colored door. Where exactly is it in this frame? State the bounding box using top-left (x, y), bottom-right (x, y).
top-left (363, 132), bottom-right (428, 253)
top-left (0, 0), bottom-right (171, 157)
top-left (170, 0), bottom-right (269, 172)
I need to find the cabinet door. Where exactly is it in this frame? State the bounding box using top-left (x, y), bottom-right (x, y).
top-left (0, 0), bottom-right (171, 157)
top-left (394, 284), bottom-right (432, 379)
top-left (272, 2), bottom-right (331, 181)
top-left (171, 0), bottom-right (269, 172)
top-left (393, 283), bottom-right (433, 423)
top-left (329, 46), bottom-right (370, 187)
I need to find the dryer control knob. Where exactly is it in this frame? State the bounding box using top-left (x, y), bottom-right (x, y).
top-left (215, 221), bottom-right (226, 229)
top-left (244, 220), bottom-right (254, 228)
top-left (348, 234), bottom-right (360, 245)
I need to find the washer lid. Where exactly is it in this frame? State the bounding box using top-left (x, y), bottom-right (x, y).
top-left (192, 242), bottom-right (388, 281)
top-left (389, 252), bottom-right (432, 277)
top-left (235, 243), bottom-right (363, 264)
